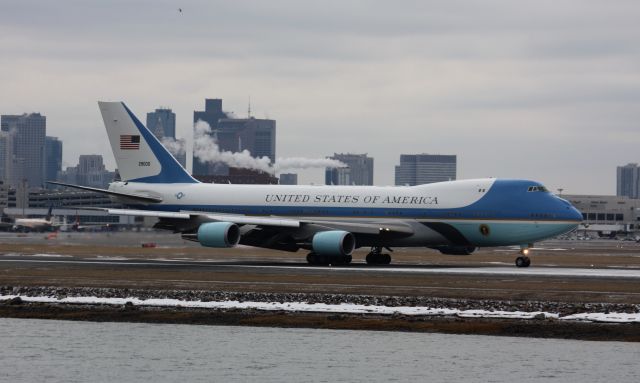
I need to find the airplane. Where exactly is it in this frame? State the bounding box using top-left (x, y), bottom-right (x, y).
top-left (12, 206), bottom-right (59, 232)
top-left (50, 101), bottom-right (583, 267)
top-left (63, 213), bottom-right (111, 232)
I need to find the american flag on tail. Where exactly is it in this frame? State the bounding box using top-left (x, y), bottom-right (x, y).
top-left (120, 135), bottom-right (140, 150)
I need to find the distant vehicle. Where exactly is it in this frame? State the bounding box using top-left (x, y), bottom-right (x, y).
top-left (50, 102), bottom-right (583, 268)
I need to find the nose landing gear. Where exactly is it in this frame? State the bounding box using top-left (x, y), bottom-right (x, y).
top-left (515, 247), bottom-right (531, 267)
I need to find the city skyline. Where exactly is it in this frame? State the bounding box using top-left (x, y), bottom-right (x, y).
top-left (2, 1), bottom-right (639, 193)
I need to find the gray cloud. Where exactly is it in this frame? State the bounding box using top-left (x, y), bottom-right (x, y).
top-left (1, 0), bottom-right (640, 194)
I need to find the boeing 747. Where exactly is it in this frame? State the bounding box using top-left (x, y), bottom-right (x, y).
top-left (50, 102), bottom-right (582, 267)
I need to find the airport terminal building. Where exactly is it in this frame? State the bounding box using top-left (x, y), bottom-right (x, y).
top-left (564, 194), bottom-right (640, 233)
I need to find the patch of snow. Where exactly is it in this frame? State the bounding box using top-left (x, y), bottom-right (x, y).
top-left (29, 253), bottom-right (71, 258)
top-left (2, 253), bottom-right (72, 258)
top-left (1, 295), bottom-right (637, 323)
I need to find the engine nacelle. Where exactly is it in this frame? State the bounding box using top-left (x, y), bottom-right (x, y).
top-left (197, 222), bottom-right (240, 248)
top-left (312, 230), bottom-right (355, 257)
top-left (437, 246), bottom-right (476, 255)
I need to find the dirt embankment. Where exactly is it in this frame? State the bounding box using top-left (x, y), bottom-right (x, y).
top-left (2, 286), bottom-right (639, 342)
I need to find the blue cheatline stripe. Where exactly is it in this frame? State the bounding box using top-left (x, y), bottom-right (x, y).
top-left (446, 221), bottom-right (577, 246)
top-left (127, 203), bottom-right (581, 222)
top-left (121, 103), bottom-right (198, 184)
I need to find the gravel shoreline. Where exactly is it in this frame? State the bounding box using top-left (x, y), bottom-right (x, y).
top-left (2, 285), bottom-right (640, 341)
top-left (3, 285), bottom-right (640, 317)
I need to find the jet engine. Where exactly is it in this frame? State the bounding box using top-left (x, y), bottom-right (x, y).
top-left (437, 246), bottom-right (476, 255)
top-left (197, 222), bottom-right (240, 248)
top-left (312, 230), bottom-right (355, 257)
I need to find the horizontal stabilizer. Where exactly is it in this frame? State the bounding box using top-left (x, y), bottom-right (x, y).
top-left (47, 181), bottom-right (163, 203)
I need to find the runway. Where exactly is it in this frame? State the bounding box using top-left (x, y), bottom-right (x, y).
top-left (1, 251), bottom-right (640, 304)
top-left (1, 255), bottom-right (640, 280)
top-left (0, 233), bottom-right (639, 304)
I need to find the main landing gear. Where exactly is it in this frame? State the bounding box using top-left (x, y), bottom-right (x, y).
top-left (365, 246), bottom-right (392, 265)
top-left (515, 247), bottom-right (531, 268)
top-left (306, 252), bottom-right (352, 266)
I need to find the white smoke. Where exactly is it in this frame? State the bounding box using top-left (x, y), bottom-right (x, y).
top-left (193, 120), bottom-right (272, 172)
top-left (273, 157), bottom-right (345, 173)
top-left (177, 120), bottom-right (346, 174)
top-left (160, 137), bottom-right (186, 157)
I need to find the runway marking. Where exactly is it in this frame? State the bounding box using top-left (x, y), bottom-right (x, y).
top-left (1, 258), bottom-right (640, 279)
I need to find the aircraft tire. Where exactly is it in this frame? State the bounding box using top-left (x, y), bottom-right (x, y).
top-left (365, 253), bottom-right (376, 264)
top-left (515, 256), bottom-right (530, 268)
top-left (365, 253), bottom-right (391, 265)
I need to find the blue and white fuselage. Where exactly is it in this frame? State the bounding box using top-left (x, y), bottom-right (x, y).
top-left (52, 101), bottom-right (582, 267)
top-left (110, 178), bottom-right (581, 249)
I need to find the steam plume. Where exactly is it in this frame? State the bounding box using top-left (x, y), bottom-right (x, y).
top-left (160, 120), bottom-right (346, 174)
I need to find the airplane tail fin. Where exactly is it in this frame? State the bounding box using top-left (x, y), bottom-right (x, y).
top-left (98, 101), bottom-right (198, 184)
top-left (45, 206), bottom-right (53, 221)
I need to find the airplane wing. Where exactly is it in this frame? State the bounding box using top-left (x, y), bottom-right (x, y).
top-left (94, 208), bottom-right (413, 236)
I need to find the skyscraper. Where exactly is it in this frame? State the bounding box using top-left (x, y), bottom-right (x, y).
top-left (0, 131), bottom-right (14, 184)
top-left (44, 136), bottom-right (62, 186)
top-left (325, 167), bottom-right (351, 186)
top-left (76, 155), bottom-right (115, 189)
top-left (616, 163), bottom-right (640, 199)
top-left (395, 154), bottom-right (457, 186)
top-left (325, 153), bottom-right (374, 185)
top-left (279, 173), bottom-right (298, 185)
top-left (193, 99), bottom-right (230, 175)
top-left (0, 180), bottom-right (7, 214)
top-left (1, 113), bottom-right (46, 189)
top-left (192, 98), bottom-right (276, 176)
top-left (146, 108), bottom-right (176, 140)
top-left (216, 117), bottom-right (276, 162)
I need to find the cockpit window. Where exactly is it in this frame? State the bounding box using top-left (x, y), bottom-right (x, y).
top-left (527, 185), bottom-right (548, 192)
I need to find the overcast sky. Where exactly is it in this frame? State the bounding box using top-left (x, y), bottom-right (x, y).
top-left (2, 0), bottom-right (639, 193)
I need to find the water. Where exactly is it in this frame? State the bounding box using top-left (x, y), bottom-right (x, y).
top-left (0, 318), bottom-right (638, 382)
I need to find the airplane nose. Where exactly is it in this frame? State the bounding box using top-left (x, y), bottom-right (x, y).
top-left (570, 206), bottom-right (583, 222)
top-left (555, 196), bottom-right (583, 222)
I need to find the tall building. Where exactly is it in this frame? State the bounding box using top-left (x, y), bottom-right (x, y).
top-left (193, 99), bottom-right (230, 175)
top-left (325, 153), bottom-right (373, 186)
top-left (216, 118), bottom-right (276, 162)
top-left (279, 173), bottom-right (298, 185)
top-left (146, 108), bottom-right (176, 140)
top-left (325, 167), bottom-right (351, 186)
top-left (0, 131), bottom-right (14, 184)
top-left (1, 113), bottom-right (46, 189)
top-left (72, 155), bottom-right (115, 189)
top-left (44, 136), bottom-right (62, 186)
top-left (617, 163), bottom-right (640, 199)
top-left (0, 180), bottom-right (7, 214)
top-left (394, 154), bottom-right (457, 186)
top-left (171, 138), bottom-right (187, 169)
top-left (192, 98), bottom-right (276, 176)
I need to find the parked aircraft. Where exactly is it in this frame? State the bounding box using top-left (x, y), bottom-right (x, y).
top-left (50, 102), bottom-right (582, 267)
top-left (12, 207), bottom-right (58, 232)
